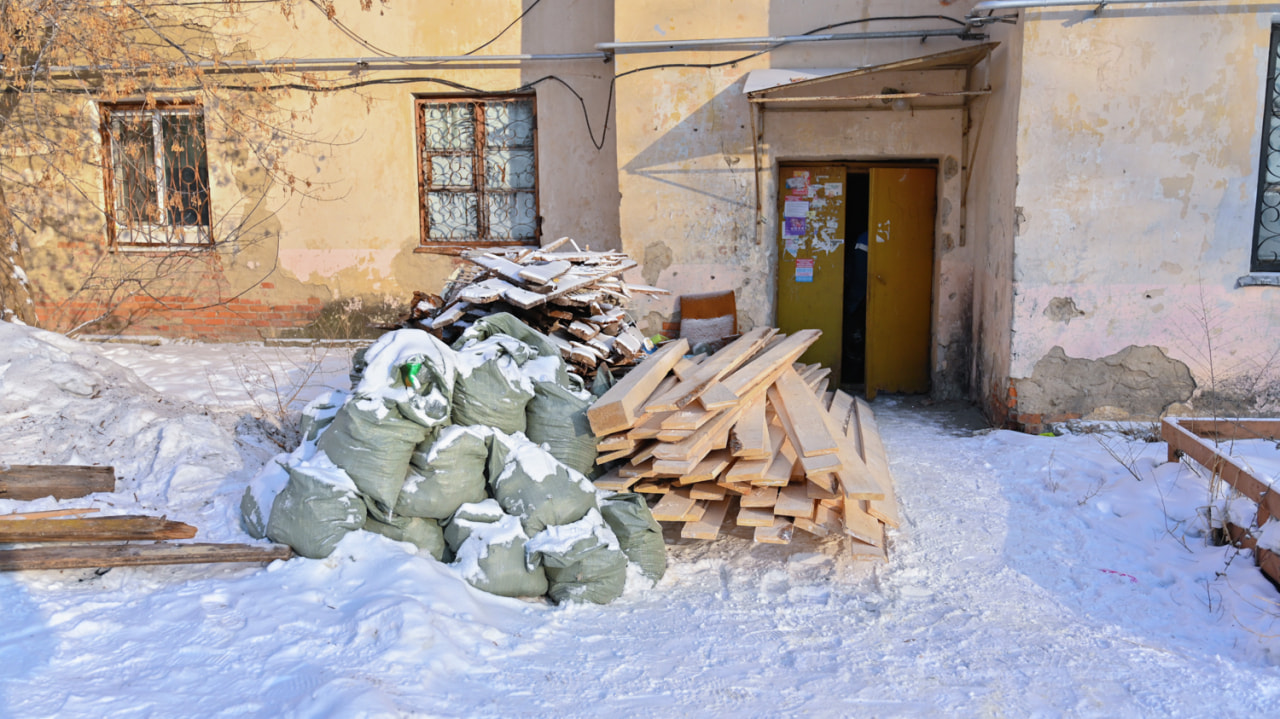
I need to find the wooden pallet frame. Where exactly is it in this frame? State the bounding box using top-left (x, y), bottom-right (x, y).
top-left (1162, 416), bottom-right (1280, 586)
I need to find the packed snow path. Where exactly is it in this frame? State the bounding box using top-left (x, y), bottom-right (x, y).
top-left (0, 333), bottom-right (1276, 717)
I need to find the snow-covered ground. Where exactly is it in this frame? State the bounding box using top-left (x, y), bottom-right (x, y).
top-left (0, 321), bottom-right (1278, 718)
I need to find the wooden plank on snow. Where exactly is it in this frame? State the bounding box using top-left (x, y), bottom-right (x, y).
top-left (754, 519), bottom-right (794, 544)
top-left (0, 543), bottom-right (293, 571)
top-left (735, 505), bottom-right (777, 527)
top-left (0, 515), bottom-right (197, 543)
top-left (739, 485), bottom-right (779, 508)
top-left (773, 483), bottom-right (816, 519)
top-left (0, 465), bottom-right (116, 501)
top-left (592, 468), bottom-right (641, 492)
top-left (854, 398), bottom-right (902, 529)
top-left (769, 367), bottom-right (840, 457)
top-left (676, 449), bottom-right (734, 486)
top-left (651, 489), bottom-right (705, 522)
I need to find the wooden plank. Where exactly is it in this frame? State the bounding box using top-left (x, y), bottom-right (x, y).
top-left (1176, 417), bottom-right (1280, 442)
top-left (644, 327), bottom-right (777, 413)
top-left (627, 411), bottom-right (678, 440)
top-left (430, 301), bottom-right (471, 329)
top-left (754, 519), bottom-right (794, 544)
top-left (716, 480), bottom-right (750, 495)
top-left (0, 515), bottom-right (197, 543)
top-left (456, 277), bottom-right (518, 304)
top-left (843, 500), bottom-right (885, 546)
top-left (681, 498), bottom-right (733, 540)
top-left (0, 543), bottom-right (293, 572)
top-left (596, 435), bottom-right (636, 454)
top-left (688, 481), bottom-right (728, 501)
top-left (735, 505), bottom-right (777, 527)
top-left (794, 502), bottom-right (842, 538)
top-left (587, 338), bottom-right (689, 436)
top-left (655, 427), bottom-right (697, 443)
top-left (660, 404), bottom-right (723, 432)
top-left (718, 329), bottom-right (822, 401)
top-left (618, 458), bottom-right (657, 478)
top-left (854, 398), bottom-right (902, 528)
top-left (1163, 418), bottom-right (1280, 524)
top-left (770, 368), bottom-right (840, 457)
top-left (1, 508), bottom-right (100, 521)
top-left (594, 447), bottom-right (632, 465)
top-left (828, 390), bottom-right (856, 436)
top-left (729, 395), bottom-right (769, 459)
top-left (671, 353), bottom-right (705, 381)
top-left (676, 450), bottom-right (734, 486)
top-left (518, 259), bottom-right (572, 285)
top-left (650, 385), bottom-right (762, 462)
top-left (593, 468), bottom-right (641, 492)
top-left (739, 485), bottom-right (779, 508)
top-left (0, 465), bottom-right (116, 501)
top-left (651, 489), bottom-right (705, 522)
top-left (754, 438), bottom-right (798, 487)
top-left (846, 531), bottom-right (889, 563)
top-left (632, 480), bottom-right (670, 494)
top-left (466, 252), bottom-right (527, 283)
top-left (537, 258), bottom-right (638, 305)
top-left (799, 451), bottom-right (845, 477)
top-left (806, 480), bottom-right (840, 501)
top-left (773, 483), bottom-right (816, 519)
top-left (653, 456), bottom-right (703, 477)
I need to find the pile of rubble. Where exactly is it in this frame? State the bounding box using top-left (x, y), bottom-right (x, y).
top-left (400, 238), bottom-right (664, 379)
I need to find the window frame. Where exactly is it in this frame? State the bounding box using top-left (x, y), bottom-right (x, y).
top-left (414, 93), bottom-right (541, 254)
top-left (99, 101), bottom-right (212, 250)
top-left (1252, 27), bottom-right (1280, 273)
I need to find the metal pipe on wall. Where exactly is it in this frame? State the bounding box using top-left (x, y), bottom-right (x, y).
top-left (596, 28), bottom-right (979, 53)
top-left (968, 0), bottom-right (1229, 22)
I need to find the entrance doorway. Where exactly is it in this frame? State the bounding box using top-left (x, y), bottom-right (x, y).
top-left (774, 162), bottom-right (937, 399)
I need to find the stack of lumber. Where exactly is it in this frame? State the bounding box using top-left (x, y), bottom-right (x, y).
top-left (400, 237), bottom-right (666, 376)
top-left (0, 464), bottom-right (291, 571)
top-left (587, 330), bottom-right (900, 558)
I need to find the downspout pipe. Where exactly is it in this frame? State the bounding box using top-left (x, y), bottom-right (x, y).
top-left (968, 0), bottom-right (1231, 25)
top-left (596, 28), bottom-right (982, 53)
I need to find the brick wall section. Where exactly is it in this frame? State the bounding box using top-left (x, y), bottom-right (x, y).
top-left (35, 294), bottom-right (327, 342)
top-left (991, 379), bottom-right (1082, 433)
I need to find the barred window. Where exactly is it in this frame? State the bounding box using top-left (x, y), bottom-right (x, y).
top-left (102, 103), bottom-right (211, 247)
top-left (1253, 28), bottom-right (1280, 272)
top-left (416, 95), bottom-right (539, 248)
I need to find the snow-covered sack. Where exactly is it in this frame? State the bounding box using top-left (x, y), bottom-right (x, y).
top-left (446, 500), bottom-right (549, 598)
top-left (266, 453), bottom-right (368, 559)
top-left (453, 312), bottom-right (573, 388)
top-left (240, 453), bottom-right (291, 540)
top-left (317, 330), bottom-right (457, 509)
top-left (299, 389), bottom-right (347, 443)
top-left (599, 492), bottom-right (667, 581)
top-left (451, 335), bottom-right (538, 433)
top-left (488, 432), bottom-right (598, 535)
top-left (363, 496), bottom-right (447, 561)
top-left (395, 425), bottom-right (492, 520)
top-left (525, 380), bottom-right (598, 477)
top-left (527, 509), bottom-right (627, 605)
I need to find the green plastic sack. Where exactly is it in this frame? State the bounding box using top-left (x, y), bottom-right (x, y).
top-left (446, 500), bottom-right (549, 598)
top-left (488, 432), bottom-right (598, 535)
top-left (453, 312), bottom-right (572, 387)
top-left (363, 497), bottom-right (447, 561)
top-left (354, 329), bottom-right (457, 430)
top-left (299, 389), bottom-right (348, 444)
top-left (317, 398), bottom-right (429, 510)
top-left (527, 509), bottom-right (627, 605)
top-left (525, 381), bottom-right (598, 477)
top-left (443, 499), bottom-right (507, 552)
top-left (395, 426), bottom-right (492, 520)
top-left (451, 336), bottom-right (537, 433)
top-left (239, 453), bottom-right (291, 539)
top-left (599, 492), bottom-right (667, 581)
top-left (266, 455), bottom-right (367, 559)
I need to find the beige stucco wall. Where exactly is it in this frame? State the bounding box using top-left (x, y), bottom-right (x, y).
top-left (1009, 3), bottom-right (1279, 420)
top-left (613, 0), bottom-right (993, 398)
top-left (20, 0), bottom-right (619, 337)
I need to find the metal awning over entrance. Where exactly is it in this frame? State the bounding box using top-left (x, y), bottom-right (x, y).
top-left (743, 42), bottom-right (999, 214)
top-left (744, 42), bottom-right (998, 110)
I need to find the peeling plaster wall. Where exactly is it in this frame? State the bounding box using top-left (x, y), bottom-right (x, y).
top-left (612, 0), bottom-right (990, 400)
top-left (968, 22), bottom-right (1024, 422)
top-left (1010, 3), bottom-right (1280, 420)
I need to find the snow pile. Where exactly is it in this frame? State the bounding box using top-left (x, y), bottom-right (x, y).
top-left (249, 323), bottom-right (661, 604)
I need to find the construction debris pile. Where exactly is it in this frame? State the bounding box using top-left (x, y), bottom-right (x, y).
top-left (399, 238), bottom-right (665, 379)
top-left (588, 329), bottom-right (900, 557)
top-left (241, 315), bottom-right (667, 605)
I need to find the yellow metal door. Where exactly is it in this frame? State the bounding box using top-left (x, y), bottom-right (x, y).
top-left (774, 165), bottom-right (848, 378)
top-left (865, 167), bottom-right (936, 398)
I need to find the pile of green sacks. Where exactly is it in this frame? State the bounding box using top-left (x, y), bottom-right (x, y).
top-left (239, 313), bottom-right (666, 604)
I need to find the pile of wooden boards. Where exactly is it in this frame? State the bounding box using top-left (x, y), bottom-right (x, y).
top-left (400, 237), bottom-right (665, 376)
top-left (0, 464), bottom-right (291, 571)
top-left (587, 329), bottom-right (900, 558)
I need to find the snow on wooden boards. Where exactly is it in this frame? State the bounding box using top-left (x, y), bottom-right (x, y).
top-left (587, 327), bottom-right (899, 557)
top-left (1162, 416), bottom-right (1280, 587)
top-left (403, 240), bottom-right (664, 378)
